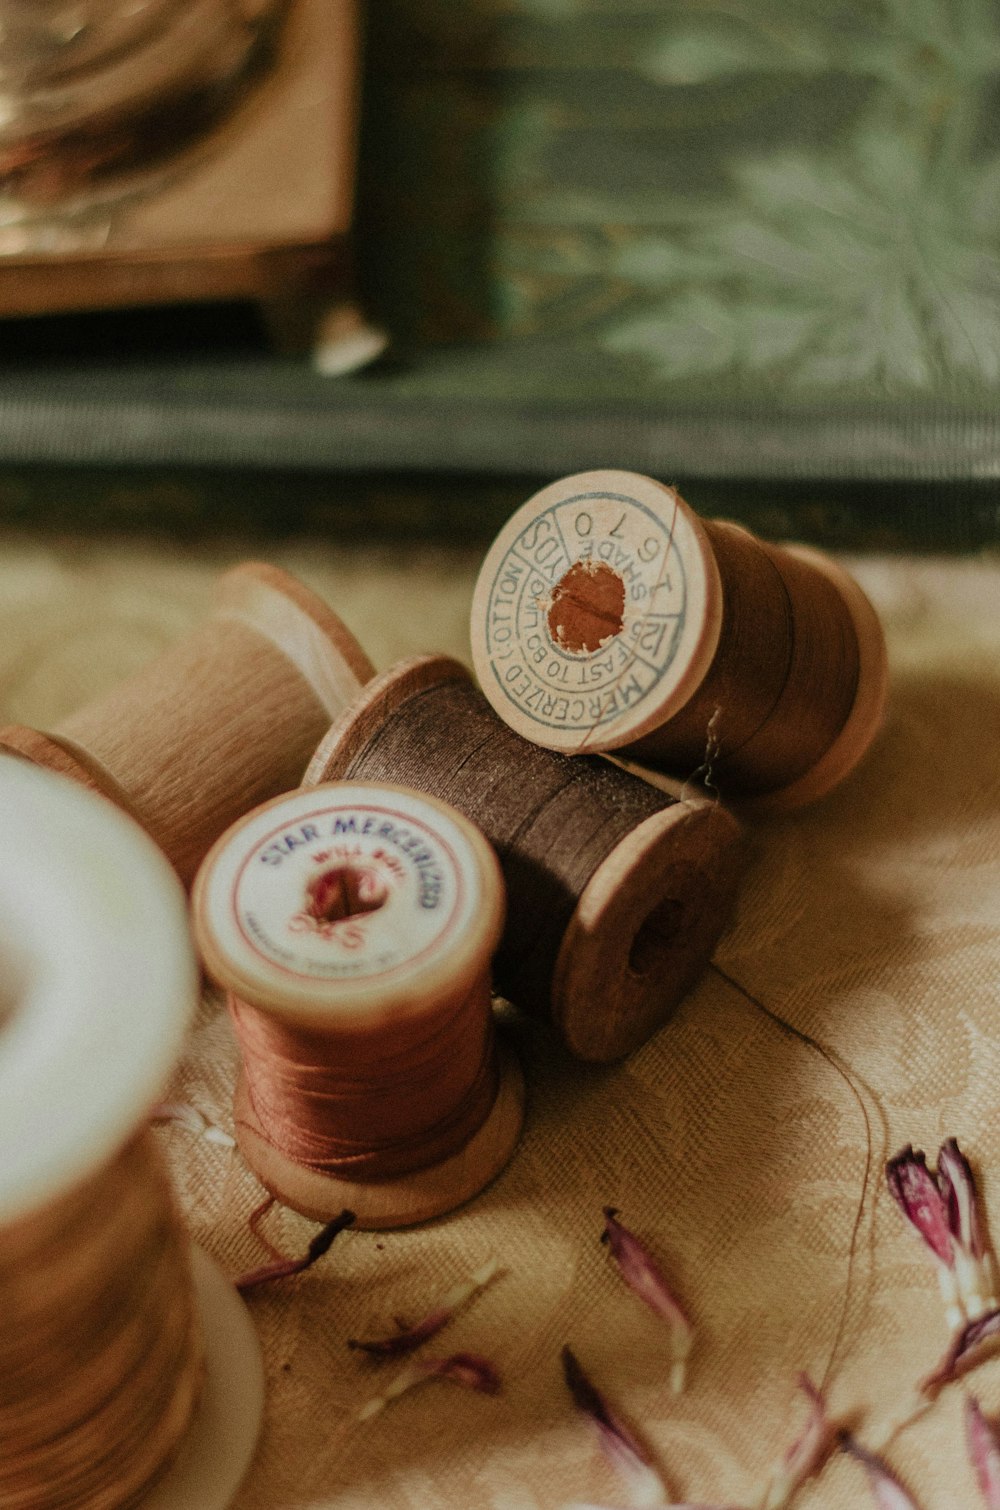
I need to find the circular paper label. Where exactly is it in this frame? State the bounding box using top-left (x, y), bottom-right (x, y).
top-left (476, 479), bottom-right (709, 743)
top-left (206, 789), bottom-right (481, 1001)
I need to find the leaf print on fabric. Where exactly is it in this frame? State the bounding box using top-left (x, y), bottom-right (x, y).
top-left (491, 0), bottom-right (1000, 393)
top-left (601, 123), bottom-right (1000, 392)
top-left (640, 0), bottom-right (1000, 90)
top-left (641, 11), bottom-right (833, 85)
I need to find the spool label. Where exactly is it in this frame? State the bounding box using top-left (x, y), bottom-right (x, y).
top-left (480, 487), bottom-right (689, 734)
top-left (229, 802), bottom-right (469, 984)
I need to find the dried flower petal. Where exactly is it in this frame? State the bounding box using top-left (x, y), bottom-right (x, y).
top-left (840, 1434), bottom-right (921, 1509)
top-left (561, 1346), bottom-right (670, 1509)
top-left (421, 1352), bottom-right (501, 1393)
top-left (759, 1375), bottom-right (835, 1510)
top-left (236, 1208), bottom-right (355, 1291)
top-left (886, 1146), bottom-right (963, 1329)
top-left (886, 1147), bottom-right (953, 1267)
top-left (601, 1208), bottom-right (693, 1394)
top-left (348, 1256), bottom-right (500, 1358)
top-left (938, 1140), bottom-right (998, 1319)
top-left (151, 1100), bottom-right (236, 1148)
top-left (921, 1307), bottom-right (1000, 1395)
top-left (967, 1397), bottom-right (1000, 1509)
top-left (358, 1351), bottom-right (500, 1420)
top-left (938, 1140), bottom-right (986, 1259)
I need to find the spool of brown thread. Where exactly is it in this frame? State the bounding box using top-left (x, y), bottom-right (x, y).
top-left (469, 470), bottom-right (888, 808)
top-left (305, 656), bottom-right (745, 1062)
top-left (0, 562), bottom-right (374, 884)
top-left (193, 781), bottom-right (524, 1228)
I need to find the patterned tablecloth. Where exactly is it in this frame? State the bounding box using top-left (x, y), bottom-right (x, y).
top-left (2, 533), bottom-right (998, 1510)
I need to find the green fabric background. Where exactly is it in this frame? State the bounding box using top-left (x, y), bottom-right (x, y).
top-left (2, 0), bottom-right (1000, 540)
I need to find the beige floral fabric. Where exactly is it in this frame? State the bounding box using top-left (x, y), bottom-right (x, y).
top-left (1, 533), bottom-right (998, 1510)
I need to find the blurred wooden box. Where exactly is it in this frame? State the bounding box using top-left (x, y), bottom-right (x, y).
top-left (0, 0), bottom-right (358, 323)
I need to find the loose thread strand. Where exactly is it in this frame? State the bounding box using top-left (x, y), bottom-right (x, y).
top-left (679, 702), bottom-right (724, 805)
top-left (708, 961), bottom-right (884, 1393)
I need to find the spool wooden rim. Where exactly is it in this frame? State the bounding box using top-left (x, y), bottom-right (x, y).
top-left (193, 780), bottom-right (506, 1033)
top-left (470, 469), bottom-right (724, 755)
top-left (306, 655), bottom-right (745, 1063)
top-left (0, 725), bottom-right (148, 826)
top-left (739, 544), bottom-right (889, 812)
top-left (231, 1045), bottom-right (526, 1229)
top-left (0, 561), bottom-right (376, 885)
top-left (305, 653), bottom-right (474, 788)
top-left (143, 1246), bottom-right (265, 1510)
top-left (552, 797), bottom-right (743, 1061)
top-left (214, 561), bottom-right (376, 714)
top-left (0, 757), bottom-right (264, 1510)
top-left (0, 755), bottom-right (196, 1223)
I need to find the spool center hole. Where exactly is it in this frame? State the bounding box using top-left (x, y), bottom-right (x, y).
top-left (548, 560), bottom-right (625, 654)
top-left (306, 864), bottom-right (388, 924)
top-left (629, 897), bottom-right (684, 976)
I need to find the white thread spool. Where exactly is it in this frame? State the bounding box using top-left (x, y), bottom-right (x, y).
top-left (0, 756), bottom-right (264, 1510)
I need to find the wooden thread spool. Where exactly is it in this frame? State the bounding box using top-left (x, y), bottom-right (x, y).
top-left (0, 756), bottom-right (264, 1510)
top-left (0, 562), bottom-right (374, 885)
top-left (305, 657), bottom-right (745, 1063)
top-left (469, 469), bottom-right (888, 808)
top-left (193, 781), bottom-right (525, 1229)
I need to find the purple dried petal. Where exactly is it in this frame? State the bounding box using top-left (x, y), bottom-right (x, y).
top-left (561, 1346), bottom-right (669, 1507)
top-left (349, 1307), bottom-right (452, 1358)
top-left (236, 1209), bottom-right (355, 1291)
top-left (561, 1346), bottom-right (650, 1470)
top-left (784, 1374), bottom-right (830, 1473)
top-left (967, 1398), bottom-right (1000, 1509)
top-left (357, 1350), bottom-right (501, 1419)
top-left (938, 1140), bottom-right (986, 1260)
top-left (601, 1208), bottom-right (693, 1393)
top-left (417, 1352), bottom-right (501, 1394)
top-left (921, 1307), bottom-right (1000, 1395)
top-left (840, 1434), bottom-right (921, 1509)
top-left (759, 1375), bottom-right (835, 1509)
top-left (937, 1140), bottom-right (998, 1319)
top-left (885, 1147), bottom-right (954, 1267)
top-left (348, 1257), bottom-right (499, 1359)
top-left (247, 1195), bottom-right (284, 1261)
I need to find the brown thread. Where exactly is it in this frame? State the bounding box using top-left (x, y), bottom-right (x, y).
top-left (306, 659), bottom-right (745, 1061)
top-left (471, 474), bottom-right (885, 806)
top-left (627, 523), bottom-right (861, 796)
top-left (0, 564), bottom-right (374, 885)
top-left (321, 671), bottom-right (684, 1015)
top-left (193, 782), bottom-right (520, 1218)
top-left (0, 1133), bottom-right (202, 1510)
top-left (230, 977), bottom-right (500, 1180)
